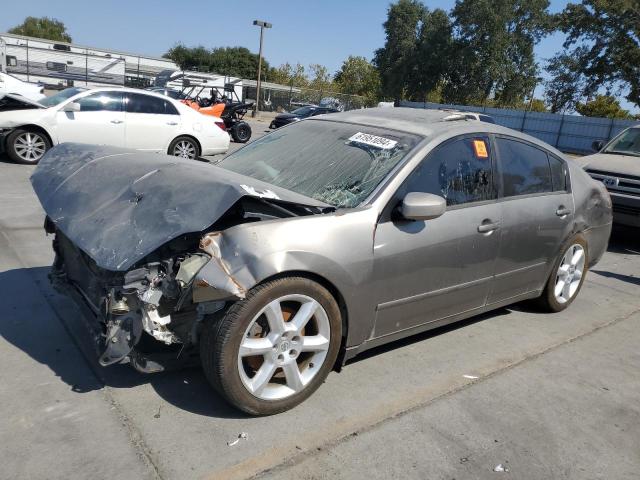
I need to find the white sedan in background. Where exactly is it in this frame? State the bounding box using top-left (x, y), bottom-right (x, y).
top-left (0, 87), bottom-right (229, 164)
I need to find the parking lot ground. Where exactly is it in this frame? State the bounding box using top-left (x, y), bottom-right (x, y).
top-left (0, 152), bottom-right (639, 480)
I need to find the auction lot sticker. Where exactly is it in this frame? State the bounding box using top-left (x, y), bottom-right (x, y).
top-left (349, 132), bottom-right (398, 150)
top-left (473, 139), bottom-right (489, 158)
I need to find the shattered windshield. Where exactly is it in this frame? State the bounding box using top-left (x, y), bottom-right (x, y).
top-left (219, 120), bottom-right (422, 208)
top-left (604, 128), bottom-right (640, 157)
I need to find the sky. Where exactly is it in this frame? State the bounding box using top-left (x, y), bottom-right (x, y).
top-left (2, 0), bottom-right (625, 107)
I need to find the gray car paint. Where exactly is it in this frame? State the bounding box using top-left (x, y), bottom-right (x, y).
top-left (35, 108), bottom-right (613, 367)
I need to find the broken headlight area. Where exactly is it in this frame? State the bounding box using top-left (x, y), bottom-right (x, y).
top-left (46, 194), bottom-right (324, 373)
top-left (51, 231), bottom-right (232, 373)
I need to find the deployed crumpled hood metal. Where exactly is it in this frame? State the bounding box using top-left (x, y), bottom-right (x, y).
top-left (31, 143), bottom-right (330, 272)
top-left (0, 93), bottom-right (45, 111)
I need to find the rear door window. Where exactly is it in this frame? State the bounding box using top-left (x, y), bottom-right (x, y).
top-left (549, 155), bottom-right (568, 192)
top-left (125, 93), bottom-right (179, 115)
top-left (496, 138), bottom-right (552, 197)
top-left (402, 136), bottom-right (496, 206)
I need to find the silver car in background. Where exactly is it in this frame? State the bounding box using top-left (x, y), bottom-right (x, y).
top-left (582, 125), bottom-right (640, 227)
top-left (31, 108), bottom-right (612, 415)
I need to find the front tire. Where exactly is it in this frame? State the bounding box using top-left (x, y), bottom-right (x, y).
top-left (200, 277), bottom-right (342, 415)
top-left (168, 136), bottom-right (200, 159)
top-left (6, 128), bottom-right (51, 164)
top-left (536, 234), bottom-right (589, 312)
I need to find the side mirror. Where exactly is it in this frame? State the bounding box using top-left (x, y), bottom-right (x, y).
top-left (592, 140), bottom-right (604, 152)
top-left (400, 192), bottom-right (446, 221)
top-left (62, 102), bottom-right (80, 113)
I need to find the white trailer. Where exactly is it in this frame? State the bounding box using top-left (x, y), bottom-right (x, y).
top-left (0, 33), bottom-right (177, 89)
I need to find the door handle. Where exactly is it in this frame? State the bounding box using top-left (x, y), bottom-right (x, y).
top-left (166, 121), bottom-right (178, 126)
top-left (477, 220), bottom-right (500, 233)
top-left (556, 207), bottom-right (571, 217)
top-left (110, 119), bottom-right (123, 124)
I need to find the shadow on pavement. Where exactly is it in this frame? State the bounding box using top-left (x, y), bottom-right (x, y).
top-left (591, 270), bottom-right (640, 286)
top-left (0, 266), bottom-right (247, 419)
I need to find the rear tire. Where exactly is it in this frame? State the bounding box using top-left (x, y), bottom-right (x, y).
top-left (231, 122), bottom-right (251, 143)
top-left (6, 128), bottom-right (51, 165)
top-left (535, 234), bottom-right (589, 312)
top-left (200, 277), bottom-right (342, 415)
top-left (168, 136), bottom-right (200, 159)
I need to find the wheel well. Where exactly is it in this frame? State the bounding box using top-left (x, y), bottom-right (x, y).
top-left (169, 135), bottom-right (201, 156)
top-left (7, 124), bottom-right (53, 148)
top-left (257, 270), bottom-right (350, 371)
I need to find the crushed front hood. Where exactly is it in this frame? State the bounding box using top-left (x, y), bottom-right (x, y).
top-left (0, 93), bottom-right (45, 111)
top-left (31, 143), bottom-right (330, 272)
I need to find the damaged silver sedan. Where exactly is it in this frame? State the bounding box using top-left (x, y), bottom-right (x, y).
top-left (32, 108), bottom-right (612, 415)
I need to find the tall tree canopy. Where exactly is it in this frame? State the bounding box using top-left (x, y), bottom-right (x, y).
top-left (334, 56), bottom-right (381, 103)
top-left (8, 16), bottom-right (72, 43)
top-left (373, 0), bottom-right (426, 101)
top-left (374, 0), bottom-right (552, 106)
top-left (164, 45), bottom-right (269, 79)
top-left (445, 0), bottom-right (552, 106)
top-left (547, 0), bottom-right (640, 110)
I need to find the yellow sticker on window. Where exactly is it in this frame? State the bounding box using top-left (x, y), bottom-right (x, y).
top-left (473, 139), bottom-right (488, 158)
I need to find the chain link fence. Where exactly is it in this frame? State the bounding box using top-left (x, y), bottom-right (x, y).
top-left (242, 80), bottom-right (369, 112)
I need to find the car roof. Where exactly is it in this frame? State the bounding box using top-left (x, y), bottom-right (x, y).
top-left (314, 107), bottom-right (563, 156)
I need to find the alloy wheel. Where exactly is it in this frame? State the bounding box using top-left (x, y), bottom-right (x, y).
top-left (173, 140), bottom-right (196, 159)
top-left (554, 244), bottom-right (586, 304)
top-left (237, 294), bottom-right (331, 400)
top-left (14, 132), bottom-right (47, 163)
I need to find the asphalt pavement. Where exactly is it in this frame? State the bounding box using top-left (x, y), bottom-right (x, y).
top-left (0, 136), bottom-right (639, 480)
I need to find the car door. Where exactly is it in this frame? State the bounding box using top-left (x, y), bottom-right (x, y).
top-left (488, 136), bottom-right (574, 304)
top-left (372, 135), bottom-right (502, 339)
top-left (124, 92), bottom-right (181, 152)
top-left (56, 91), bottom-right (125, 146)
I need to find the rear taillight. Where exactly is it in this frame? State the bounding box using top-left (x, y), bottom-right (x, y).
top-left (215, 121), bottom-right (226, 131)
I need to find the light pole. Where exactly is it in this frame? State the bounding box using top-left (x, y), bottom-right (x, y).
top-left (252, 20), bottom-right (272, 117)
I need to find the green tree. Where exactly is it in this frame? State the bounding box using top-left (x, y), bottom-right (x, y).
top-left (551, 0), bottom-right (640, 108)
top-left (8, 16), bottom-right (72, 42)
top-left (543, 52), bottom-right (588, 113)
top-left (308, 64), bottom-right (333, 92)
top-left (528, 98), bottom-right (548, 112)
top-left (444, 0), bottom-right (552, 106)
top-left (267, 62), bottom-right (308, 87)
top-left (575, 95), bottom-right (632, 119)
top-left (373, 0), bottom-right (426, 101)
top-left (163, 45), bottom-right (269, 79)
top-left (408, 8), bottom-right (453, 102)
top-left (334, 56), bottom-right (380, 104)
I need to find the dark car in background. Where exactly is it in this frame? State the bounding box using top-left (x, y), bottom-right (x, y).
top-left (269, 105), bottom-right (339, 129)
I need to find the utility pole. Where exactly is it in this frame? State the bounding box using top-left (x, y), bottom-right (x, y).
top-left (252, 20), bottom-right (272, 117)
